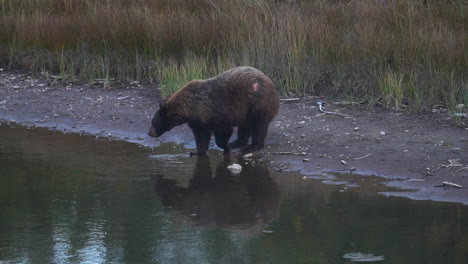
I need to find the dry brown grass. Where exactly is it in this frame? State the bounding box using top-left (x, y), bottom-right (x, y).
top-left (0, 0), bottom-right (466, 111)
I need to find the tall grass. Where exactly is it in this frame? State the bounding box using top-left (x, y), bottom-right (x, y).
top-left (0, 0), bottom-right (466, 111)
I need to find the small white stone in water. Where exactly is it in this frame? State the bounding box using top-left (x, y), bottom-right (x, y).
top-left (380, 131), bottom-right (386, 136)
top-left (354, 127), bottom-right (360, 131)
top-left (341, 160), bottom-right (347, 165)
top-left (227, 163), bottom-right (242, 174)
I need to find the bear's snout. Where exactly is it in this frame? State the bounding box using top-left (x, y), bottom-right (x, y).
top-left (148, 127), bottom-right (158, 138)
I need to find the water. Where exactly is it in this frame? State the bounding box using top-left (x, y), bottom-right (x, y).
top-left (1, 125), bottom-right (467, 264)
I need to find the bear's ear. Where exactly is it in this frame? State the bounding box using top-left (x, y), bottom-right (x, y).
top-left (159, 100), bottom-right (167, 109)
top-left (158, 101), bottom-right (168, 115)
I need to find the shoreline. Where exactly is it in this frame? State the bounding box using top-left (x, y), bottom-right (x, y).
top-left (1, 70), bottom-right (467, 205)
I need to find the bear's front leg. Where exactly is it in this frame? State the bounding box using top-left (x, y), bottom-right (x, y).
top-left (189, 124), bottom-right (212, 156)
top-left (213, 126), bottom-right (233, 154)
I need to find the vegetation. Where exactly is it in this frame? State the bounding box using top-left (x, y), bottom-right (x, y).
top-left (0, 0), bottom-right (466, 111)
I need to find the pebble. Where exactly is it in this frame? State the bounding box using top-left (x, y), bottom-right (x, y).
top-left (456, 104), bottom-right (465, 110)
top-left (303, 158), bottom-right (310, 162)
top-left (380, 131), bottom-right (386, 136)
top-left (354, 127), bottom-right (359, 131)
top-left (341, 160), bottom-right (347, 165)
top-left (243, 153), bottom-right (253, 159)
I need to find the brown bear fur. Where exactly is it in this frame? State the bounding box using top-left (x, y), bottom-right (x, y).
top-left (148, 66), bottom-right (279, 155)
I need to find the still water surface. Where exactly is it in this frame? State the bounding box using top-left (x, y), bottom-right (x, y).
top-left (1, 126), bottom-right (467, 264)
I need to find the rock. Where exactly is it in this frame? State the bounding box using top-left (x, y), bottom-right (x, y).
top-left (227, 163), bottom-right (242, 174)
top-left (380, 131), bottom-right (386, 136)
top-left (456, 104), bottom-right (465, 110)
top-left (341, 160), bottom-right (347, 165)
top-left (303, 158), bottom-right (310, 162)
top-left (354, 127), bottom-right (359, 131)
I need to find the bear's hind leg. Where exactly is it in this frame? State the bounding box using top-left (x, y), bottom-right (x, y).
top-left (190, 125), bottom-right (212, 156)
top-left (214, 126), bottom-right (233, 154)
top-left (229, 126), bottom-right (250, 149)
top-left (242, 120), bottom-right (269, 153)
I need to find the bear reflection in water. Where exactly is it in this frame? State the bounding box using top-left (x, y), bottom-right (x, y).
top-left (152, 156), bottom-right (280, 228)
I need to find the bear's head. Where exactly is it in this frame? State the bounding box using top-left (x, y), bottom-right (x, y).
top-left (148, 102), bottom-right (170, 138)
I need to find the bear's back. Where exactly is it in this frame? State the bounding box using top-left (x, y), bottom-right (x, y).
top-left (207, 67), bottom-right (278, 125)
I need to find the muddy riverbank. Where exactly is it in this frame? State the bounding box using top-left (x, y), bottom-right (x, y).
top-left (1, 70), bottom-right (467, 205)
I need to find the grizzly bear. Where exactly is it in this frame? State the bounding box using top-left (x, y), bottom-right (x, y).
top-left (148, 66), bottom-right (279, 156)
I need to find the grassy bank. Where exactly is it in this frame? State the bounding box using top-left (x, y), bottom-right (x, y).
top-left (0, 0), bottom-right (466, 112)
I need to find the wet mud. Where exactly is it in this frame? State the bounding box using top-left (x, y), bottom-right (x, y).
top-left (1, 70), bottom-right (467, 205)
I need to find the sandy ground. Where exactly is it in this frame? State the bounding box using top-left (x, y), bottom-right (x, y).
top-left (1, 70), bottom-right (467, 205)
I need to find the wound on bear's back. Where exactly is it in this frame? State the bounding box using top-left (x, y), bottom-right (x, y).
top-left (251, 81), bottom-right (260, 92)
